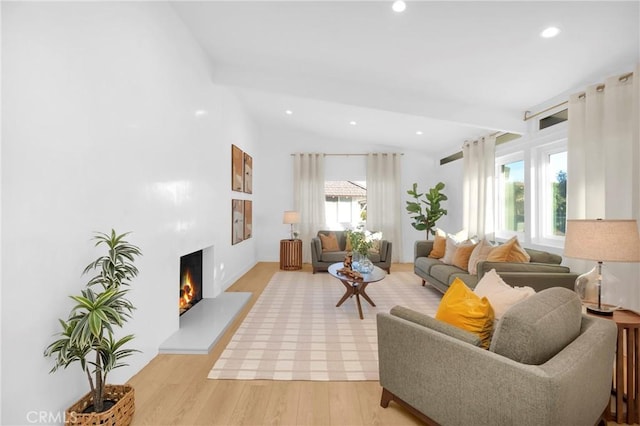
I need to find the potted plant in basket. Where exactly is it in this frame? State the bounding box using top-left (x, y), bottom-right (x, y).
top-left (44, 230), bottom-right (142, 425)
top-left (406, 182), bottom-right (448, 238)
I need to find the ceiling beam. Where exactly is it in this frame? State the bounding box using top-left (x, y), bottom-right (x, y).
top-left (211, 64), bottom-right (527, 136)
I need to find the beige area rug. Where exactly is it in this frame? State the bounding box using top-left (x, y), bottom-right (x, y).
top-left (208, 270), bottom-right (442, 381)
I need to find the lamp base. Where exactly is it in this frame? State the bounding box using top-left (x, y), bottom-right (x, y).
top-left (586, 305), bottom-right (615, 316)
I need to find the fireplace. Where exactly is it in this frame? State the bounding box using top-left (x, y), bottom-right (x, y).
top-left (179, 250), bottom-right (203, 316)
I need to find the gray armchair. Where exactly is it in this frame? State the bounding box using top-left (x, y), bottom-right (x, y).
top-left (377, 287), bottom-right (617, 426)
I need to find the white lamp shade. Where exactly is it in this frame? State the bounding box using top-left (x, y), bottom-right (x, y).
top-left (564, 219), bottom-right (640, 262)
top-left (283, 211), bottom-right (301, 225)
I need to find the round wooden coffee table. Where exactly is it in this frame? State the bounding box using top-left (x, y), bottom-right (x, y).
top-left (328, 262), bottom-right (387, 319)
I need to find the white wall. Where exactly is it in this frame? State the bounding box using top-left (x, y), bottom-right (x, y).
top-left (398, 148), bottom-right (443, 260)
top-left (253, 122), bottom-right (441, 263)
top-left (1, 2), bottom-right (256, 424)
top-left (429, 154), bottom-right (465, 234)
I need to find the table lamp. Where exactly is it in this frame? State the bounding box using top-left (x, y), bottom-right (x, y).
top-left (283, 211), bottom-right (300, 240)
top-left (564, 219), bottom-right (640, 315)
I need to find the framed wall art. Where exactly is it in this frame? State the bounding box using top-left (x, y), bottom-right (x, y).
top-left (231, 144), bottom-right (244, 192)
top-left (232, 199), bottom-right (244, 245)
top-left (243, 152), bottom-right (253, 194)
top-left (244, 200), bottom-right (252, 240)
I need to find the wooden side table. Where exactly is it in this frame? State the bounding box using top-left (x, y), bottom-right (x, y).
top-left (280, 239), bottom-right (302, 270)
top-left (612, 310), bottom-right (640, 424)
top-left (592, 309), bottom-right (640, 424)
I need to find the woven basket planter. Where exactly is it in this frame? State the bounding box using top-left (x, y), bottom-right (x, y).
top-left (65, 384), bottom-right (134, 426)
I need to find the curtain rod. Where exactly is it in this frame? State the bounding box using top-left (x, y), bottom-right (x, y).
top-left (290, 153), bottom-right (404, 156)
top-left (523, 71), bottom-right (634, 121)
top-left (460, 130), bottom-right (502, 148)
top-left (442, 131), bottom-right (520, 165)
top-left (522, 101), bottom-right (568, 122)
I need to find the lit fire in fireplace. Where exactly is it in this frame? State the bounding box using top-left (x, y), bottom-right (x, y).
top-left (179, 270), bottom-right (197, 314)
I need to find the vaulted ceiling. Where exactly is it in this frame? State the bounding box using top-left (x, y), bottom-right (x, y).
top-left (172, 1), bottom-right (639, 155)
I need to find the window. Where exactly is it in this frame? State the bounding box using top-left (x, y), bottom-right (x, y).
top-left (495, 155), bottom-right (526, 238)
top-left (539, 108), bottom-right (568, 130)
top-left (324, 181), bottom-right (366, 230)
top-left (538, 144), bottom-right (567, 242)
top-left (494, 118), bottom-right (568, 248)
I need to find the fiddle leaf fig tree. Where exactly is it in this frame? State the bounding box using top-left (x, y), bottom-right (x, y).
top-left (406, 182), bottom-right (448, 238)
top-left (45, 230), bottom-right (142, 413)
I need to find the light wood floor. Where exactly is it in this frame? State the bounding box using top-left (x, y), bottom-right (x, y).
top-left (128, 262), bottom-right (421, 426)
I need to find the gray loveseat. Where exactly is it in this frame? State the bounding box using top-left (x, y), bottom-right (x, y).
top-left (311, 230), bottom-right (392, 274)
top-left (377, 287), bottom-right (617, 425)
top-left (414, 240), bottom-right (578, 293)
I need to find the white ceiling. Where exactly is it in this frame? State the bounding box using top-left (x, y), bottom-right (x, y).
top-left (171, 1), bottom-right (640, 155)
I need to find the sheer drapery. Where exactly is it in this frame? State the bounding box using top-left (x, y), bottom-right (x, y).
top-left (567, 65), bottom-right (639, 309)
top-left (293, 153), bottom-right (326, 263)
top-left (462, 135), bottom-right (496, 239)
top-left (366, 153), bottom-right (402, 262)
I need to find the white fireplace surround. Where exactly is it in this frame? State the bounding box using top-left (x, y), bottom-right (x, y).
top-left (159, 244), bottom-right (251, 354)
top-left (199, 244), bottom-right (214, 299)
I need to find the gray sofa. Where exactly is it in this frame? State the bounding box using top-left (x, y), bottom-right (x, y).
top-left (377, 287), bottom-right (617, 426)
top-left (414, 240), bottom-right (578, 293)
top-left (311, 230), bottom-right (392, 274)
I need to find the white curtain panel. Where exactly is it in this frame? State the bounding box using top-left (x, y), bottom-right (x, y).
top-left (462, 135), bottom-right (496, 239)
top-left (366, 153), bottom-right (402, 262)
top-left (293, 153), bottom-right (326, 263)
top-left (567, 64), bottom-right (640, 309)
top-left (568, 66), bottom-right (638, 219)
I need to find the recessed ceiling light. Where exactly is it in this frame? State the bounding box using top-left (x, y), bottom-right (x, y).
top-left (416, 131), bottom-right (423, 135)
top-left (392, 0), bottom-right (406, 13)
top-left (349, 121), bottom-right (357, 126)
top-left (285, 110), bottom-right (293, 115)
top-left (540, 26), bottom-right (560, 38)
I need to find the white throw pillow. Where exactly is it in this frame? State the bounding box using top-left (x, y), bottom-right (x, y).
top-left (473, 269), bottom-right (536, 319)
top-left (468, 238), bottom-right (496, 275)
top-left (441, 236), bottom-right (459, 264)
top-left (448, 229), bottom-right (468, 243)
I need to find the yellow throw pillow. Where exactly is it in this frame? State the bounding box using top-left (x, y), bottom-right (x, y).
top-left (509, 238), bottom-right (531, 263)
top-left (486, 236), bottom-right (530, 263)
top-left (345, 237), bottom-right (352, 251)
top-left (428, 229), bottom-right (446, 259)
top-left (319, 232), bottom-right (340, 252)
top-left (452, 242), bottom-right (478, 271)
top-left (486, 236), bottom-right (516, 262)
top-left (436, 278), bottom-right (495, 348)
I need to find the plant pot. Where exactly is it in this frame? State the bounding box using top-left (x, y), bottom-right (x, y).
top-left (65, 384), bottom-right (134, 426)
